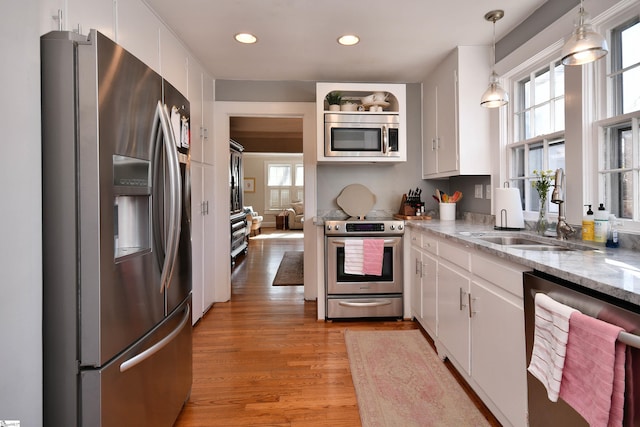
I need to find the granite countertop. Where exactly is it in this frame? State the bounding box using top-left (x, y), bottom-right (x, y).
top-left (405, 220), bottom-right (640, 307)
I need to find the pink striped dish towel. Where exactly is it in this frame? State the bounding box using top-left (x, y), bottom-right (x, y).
top-left (559, 311), bottom-right (626, 427)
top-left (344, 240), bottom-right (364, 275)
top-left (362, 239), bottom-right (384, 276)
top-left (527, 293), bottom-right (577, 402)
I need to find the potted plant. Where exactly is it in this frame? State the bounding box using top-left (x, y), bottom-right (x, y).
top-left (325, 91), bottom-right (342, 111)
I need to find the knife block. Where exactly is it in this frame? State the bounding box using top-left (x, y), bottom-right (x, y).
top-left (399, 194), bottom-right (416, 216)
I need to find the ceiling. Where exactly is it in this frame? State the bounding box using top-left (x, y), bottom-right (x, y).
top-left (230, 117), bottom-right (302, 152)
top-left (143, 0), bottom-right (549, 83)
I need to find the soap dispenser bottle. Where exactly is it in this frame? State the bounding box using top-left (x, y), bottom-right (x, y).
top-left (594, 203), bottom-right (610, 243)
top-left (606, 214), bottom-right (619, 248)
top-left (582, 205), bottom-right (594, 241)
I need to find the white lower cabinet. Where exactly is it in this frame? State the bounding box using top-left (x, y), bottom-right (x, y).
top-left (407, 228), bottom-right (528, 427)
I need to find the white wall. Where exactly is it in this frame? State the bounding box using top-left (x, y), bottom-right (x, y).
top-left (1, 3), bottom-right (43, 425)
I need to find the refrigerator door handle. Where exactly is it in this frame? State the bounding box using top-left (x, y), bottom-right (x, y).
top-left (119, 304), bottom-right (190, 373)
top-left (155, 101), bottom-right (182, 293)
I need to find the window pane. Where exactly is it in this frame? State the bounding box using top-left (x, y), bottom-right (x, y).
top-left (269, 189), bottom-right (280, 208)
top-left (295, 165), bottom-right (304, 186)
top-left (622, 22), bottom-right (640, 68)
top-left (268, 165), bottom-right (291, 186)
top-left (534, 104), bottom-right (551, 136)
top-left (604, 171), bottom-right (634, 219)
top-left (523, 79), bottom-right (531, 109)
top-left (554, 98), bottom-right (565, 132)
top-left (280, 190), bottom-right (291, 207)
top-left (528, 143), bottom-right (543, 175)
top-left (622, 67), bottom-right (640, 114)
top-left (512, 147), bottom-right (525, 178)
top-left (548, 141), bottom-right (565, 171)
top-left (604, 126), bottom-right (632, 169)
top-left (524, 110), bottom-right (532, 140)
top-left (535, 69), bottom-right (551, 103)
top-left (554, 63), bottom-right (564, 97)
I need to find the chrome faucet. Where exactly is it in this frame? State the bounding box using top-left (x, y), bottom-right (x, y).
top-left (551, 168), bottom-right (575, 240)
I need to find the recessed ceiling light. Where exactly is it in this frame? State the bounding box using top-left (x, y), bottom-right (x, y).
top-left (337, 34), bottom-right (360, 46)
top-left (235, 33), bottom-right (258, 44)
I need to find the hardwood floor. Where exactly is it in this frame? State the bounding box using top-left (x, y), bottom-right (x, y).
top-left (173, 228), bottom-right (499, 426)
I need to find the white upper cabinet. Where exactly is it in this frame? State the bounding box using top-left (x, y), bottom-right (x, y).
top-left (188, 59), bottom-right (204, 163)
top-left (422, 46), bottom-right (491, 178)
top-left (66, 0), bottom-right (114, 39)
top-left (202, 74), bottom-right (215, 165)
top-left (316, 82), bottom-right (407, 163)
top-left (116, 0), bottom-right (160, 73)
top-left (160, 25), bottom-right (188, 97)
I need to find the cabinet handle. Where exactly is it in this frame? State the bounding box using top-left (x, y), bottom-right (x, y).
top-left (436, 137), bottom-right (441, 149)
top-left (468, 293), bottom-right (473, 318)
top-left (420, 260), bottom-right (424, 278)
top-left (459, 288), bottom-right (468, 311)
top-left (432, 138), bottom-right (436, 151)
top-left (415, 258), bottom-right (420, 276)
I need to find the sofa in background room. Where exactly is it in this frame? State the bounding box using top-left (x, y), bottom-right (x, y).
top-left (285, 201), bottom-right (304, 230)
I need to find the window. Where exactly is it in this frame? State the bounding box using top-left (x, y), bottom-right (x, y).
top-left (266, 162), bottom-right (303, 210)
top-left (609, 18), bottom-right (640, 116)
top-left (514, 61), bottom-right (565, 142)
top-left (598, 19), bottom-right (640, 223)
top-left (508, 60), bottom-right (566, 214)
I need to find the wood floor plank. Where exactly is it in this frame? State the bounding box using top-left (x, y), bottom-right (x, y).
top-left (174, 228), bottom-right (498, 427)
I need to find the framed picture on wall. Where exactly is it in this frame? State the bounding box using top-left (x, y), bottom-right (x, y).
top-left (244, 177), bottom-right (255, 193)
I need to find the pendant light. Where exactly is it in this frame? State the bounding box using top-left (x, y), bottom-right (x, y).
top-left (480, 10), bottom-right (509, 108)
top-left (561, 0), bottom-right (608, 65)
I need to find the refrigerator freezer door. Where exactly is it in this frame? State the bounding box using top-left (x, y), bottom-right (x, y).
top-left (76, 31), bottom-right (165, 367)
top-left (82, 296), bottom-right (192, 427)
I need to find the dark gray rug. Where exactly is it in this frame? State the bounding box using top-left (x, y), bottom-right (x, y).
top-left (272, 251), bottom-right (304, 286)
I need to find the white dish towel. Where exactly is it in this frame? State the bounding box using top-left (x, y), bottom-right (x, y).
top-left (344, 240), bottom-right (364, 275)
top-left (527, 293), bottom-right (577, 402)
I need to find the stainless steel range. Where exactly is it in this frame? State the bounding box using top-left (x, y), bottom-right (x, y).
top-left (324, 218), bottom-right (404, 320)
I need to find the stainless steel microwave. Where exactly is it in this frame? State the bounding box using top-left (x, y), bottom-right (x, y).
top-left (324, 113), bottom-right (400, 158)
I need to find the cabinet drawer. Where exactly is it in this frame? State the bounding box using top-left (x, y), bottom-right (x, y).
top-left (438, 241), bottom-right (470, 271)
top-left (471, 253), bottom-right (528, 298)
top-left (409, 231), bottom-right (422, 248)
top-left (421, 236), bottom-right (438, 255)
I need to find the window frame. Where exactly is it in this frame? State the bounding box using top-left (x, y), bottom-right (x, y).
top-left (265, 161), bottom-right (304, 211)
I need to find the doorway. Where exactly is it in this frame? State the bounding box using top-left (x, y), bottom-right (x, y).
top-left (212, 101), bottom-right (318, 306)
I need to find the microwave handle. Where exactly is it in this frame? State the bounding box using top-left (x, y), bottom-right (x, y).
top-left (382, 125), bottom-right (387, 154)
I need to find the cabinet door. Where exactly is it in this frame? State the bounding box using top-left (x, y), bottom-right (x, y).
top-left (201, 165), bottom-right (216, 312)
top-left (471, 280), bottom-right (527, 427)
top-left (116, 0), bottom-right (160, 72)
top-left (421, 251), bottom-right (437, 337)
top-left (422, 83), bottom-right (438, 177)
top-left (437, 262), bottom-right (470, 374)
top-left (66, 0), bottom-right (114, 39)
top-left (202, 74), bottom-right (215, 165)
top-left (189, 63), bottom-right (204, 163)
top-left (435, 59), bottom-right (457, 175)
top-left (190, 163), bottom-right (204, 324)
top-left (410, 246), bottom-right (423, 322)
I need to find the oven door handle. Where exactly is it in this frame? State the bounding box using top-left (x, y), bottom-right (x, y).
top-left (338, 299), bottom-right (393, 308)
top-left (331, 239), bottom-right (398, 245)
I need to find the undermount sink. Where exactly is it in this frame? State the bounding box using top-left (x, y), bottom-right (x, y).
top-left (475, 234), bottom-right (594, 252)
top-left (478, 236), bottom-right (543, 246)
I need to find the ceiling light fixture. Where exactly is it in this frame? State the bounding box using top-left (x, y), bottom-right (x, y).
top-left (480, 10), bottom-right (509, 108)
top-left (561, 0), bottom-right (608, 66)
top-left (337, 34), bottom-right (360, 46)
top-left (234, 33), bottom-right (257, 44)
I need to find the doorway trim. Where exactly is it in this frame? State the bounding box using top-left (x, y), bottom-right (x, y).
top-left (213, 101), bottom-right (318, 303)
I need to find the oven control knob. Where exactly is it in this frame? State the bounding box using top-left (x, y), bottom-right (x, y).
top-left (334, 225), bottom-right (340, 231)
top-left (389, 225), bottom-right (396, 230)
top-left (326, 225), bottom-right (332, 231)
top-left (398, 224), bottom-right (403, 230)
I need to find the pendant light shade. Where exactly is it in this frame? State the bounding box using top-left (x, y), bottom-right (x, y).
top-left (481, 71), bottom-right (509, 108)
top-left (561, 0), bottom-right (608, 65)
top-left (481, 10), bottom-right (508, 108)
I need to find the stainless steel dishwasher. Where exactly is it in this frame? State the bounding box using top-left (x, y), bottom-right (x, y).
top-left (524, 271), bottom-right (640, 426)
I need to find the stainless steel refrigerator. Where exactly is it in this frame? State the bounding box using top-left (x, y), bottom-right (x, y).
top-left (41, 30), bottom-right (192, 427)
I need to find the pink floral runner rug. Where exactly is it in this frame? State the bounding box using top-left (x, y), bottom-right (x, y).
top-left (345, 330), bottom-right (491, 427)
